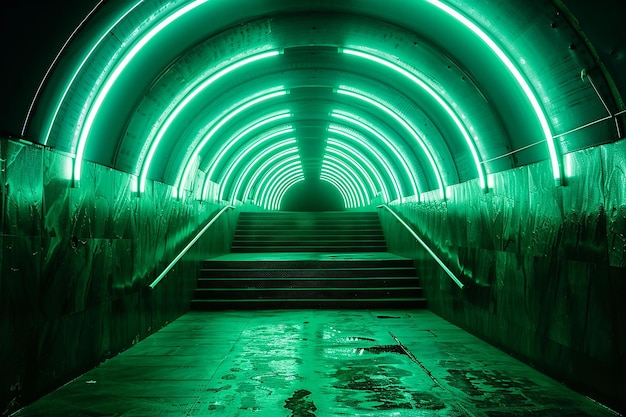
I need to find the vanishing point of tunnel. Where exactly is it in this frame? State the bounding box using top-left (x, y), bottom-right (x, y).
top-left (0, 0), bottom-right (625, 415)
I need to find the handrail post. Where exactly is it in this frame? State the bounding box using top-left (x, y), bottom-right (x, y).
top-left (148, 205), bottom-right (236, 289)
top-left (377, 204), bottom-right (464, 289)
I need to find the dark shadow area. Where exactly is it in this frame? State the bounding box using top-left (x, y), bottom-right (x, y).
top-left (281, 179), bottom-right (344, 211)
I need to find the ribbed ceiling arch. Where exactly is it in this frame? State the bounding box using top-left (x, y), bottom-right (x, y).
top-left (20, 0), bottom-right (623, 208)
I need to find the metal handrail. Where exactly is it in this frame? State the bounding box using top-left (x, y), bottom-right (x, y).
top-left (377, 204), bottom-right (464, 289)
top-left (148, 205), bottom-right (236, 289)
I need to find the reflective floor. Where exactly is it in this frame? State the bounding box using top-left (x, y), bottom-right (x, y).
top-left (13, 310), bottom-right (618, 416)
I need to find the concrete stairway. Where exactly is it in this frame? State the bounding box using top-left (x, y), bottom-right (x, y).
top-left (231, 211), bottom-right (387, 252)
top-left (191, 211), bottom-right (426, 309)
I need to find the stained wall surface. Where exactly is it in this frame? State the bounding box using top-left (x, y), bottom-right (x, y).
top-left (380, 139), bottom-right (626, 413)
top-left (0, 138), bottom-right (238, 412)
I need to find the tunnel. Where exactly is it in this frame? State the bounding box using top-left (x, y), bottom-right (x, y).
top-left (1, 0), bottom-right (625, 415)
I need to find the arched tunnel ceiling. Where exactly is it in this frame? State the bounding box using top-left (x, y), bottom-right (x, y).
top-left (1, 0), bottom-right (624, 207)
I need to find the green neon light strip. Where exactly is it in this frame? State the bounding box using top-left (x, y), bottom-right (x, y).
top-left (75, 0), bottom-right (211, 183)
top-left (327, 128), bottom-right (403, 201)
top-left (176, 89), bottom-right (288, 197)
top-left (139, 52), bottom-right (281, 193)
top-left (259, 166), bottom-right (303, 210)
top-left (320, 174), bottom-right (353, 208)
top-left (331, 112), bottom-right (419, 196)
top-left (326, 143), bottom-right (389, 202)
top-left (327, 137), bottom-right (395, 201)
top-left (271, 175), bottom-right (305, 210)
top-left (325, 154), bottom-right (376, 200)
top-left (337, 88), bottom-right (446, 199)
top-left (225, 142), bottom-right (297, 202)
top-left (202, 112), bottom-right (292, 200)
top-left (37, 0), bottom-right (145, 143)
top-left (230, 149), bottom-right (299, 203)
top-left (323, 161), bottom-right (368, 206)
top-left (254, 161), bottom-right (302, 207)
top-left (215, 126), bottom-right (294, 200)
top-left (274, 176), bottom-right (306, 211)
top-left (245, 156), bottom-right (301, 204)
top-left (205, 111), bottom-right (291, 182)
top-left (341, 48), bottom-right (487, 189)
top-left (322, 163), bottom-right (367, 207)
top-left (258, 165), bottom-right (303, 210)
top-left (422, 0), bottom-right (559, 181)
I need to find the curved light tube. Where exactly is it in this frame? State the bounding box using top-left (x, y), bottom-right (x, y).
top-left (326, 143), bottom-right (389, 202)
top-left (205, 111), bottom-right (291, 181)
top-left (254, 161), bottom-right (302, 207)
top-left (30, 0), bottom-right (143, 141)
top-left (225, 141), bottom-right (297, 202)
top-left (322, 162), bottom-right (367, 207)
top-left (422, 0), bottom-right (560, 182)
top-left (341, 47), bottom-right (487, 189)
top-left (231, 150), bottom-right (299, 203)
top-left (174, 89), bottom-right (288, 196)
top-left (331, 111), bottom-right (419, 196)
top-left (327, 128), bottom-right (403, 201)
top-left (337, 88), bottom-right (446, 198)
top-left (320, 174), bottom-right (353, 208)
top-left (274, 176), bottom-right (306, 211)
top-left (257, 166), bottom-right (304, 210)
top-left (74, 0), bottom-right (212, 184)
top-left (324, 154), bottom-right (377, 201)
top-left (260, 166), bottom-right (303, 209)
top-left (326, 137), bottom-right (402, 201)
top-left (213, 126), bottom-right (294, 200)
top-left (139, 52), bottom-right (282, 194)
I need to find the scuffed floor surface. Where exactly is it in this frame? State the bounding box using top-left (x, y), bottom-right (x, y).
top-left (14, 310), bottom-right (619, 416)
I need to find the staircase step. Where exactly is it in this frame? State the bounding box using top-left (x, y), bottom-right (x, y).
top-left (191, 211), bottom-right (425, 310)
top-left (194, 287), bottom-right (423, 299)
top-left (197, 278), bottom-right (419, 289)
top-left (230, 245), bottom-right (388, 253)
top-left (190, 298), bottom-right (427, 310)
top-left (202, 259), bottom-right (415, 269)
top-left (199, 267), bottom-right (416, 278)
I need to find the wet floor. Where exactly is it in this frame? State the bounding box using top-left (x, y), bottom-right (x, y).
top-left (13, 310), bottom-right (619, 416)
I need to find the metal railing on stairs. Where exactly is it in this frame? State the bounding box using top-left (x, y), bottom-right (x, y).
top-left (148, 205), bottom-right (236, 289)
top-left (377, 204), bottom-right (464, 289)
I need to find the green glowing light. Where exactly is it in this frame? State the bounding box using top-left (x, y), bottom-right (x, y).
top-left (256, 165), bottom-right (303, 210)
top-left (335, 89), bottom-right (446, 198)
top-left (205, 111), bottom-right (291, 181)
top-left (326, 141), bottom-right (390, 202)
top-left (245, 156), bottom-right (301, 204)
top-left (75, 0), bottom-right (211, 184)
top-left (331, 111), bottom-right (419, 196)
top-left (228, 147), bottom-right (299, 203)
top-left (176, 89), bottom-right (288, 197)
top-left (273, 176), bottom-right (306, 210)
top-left (422, 0), bottom-right (560, 182)
top-left (320, 174), bottom-right (352, 208)
top-left (140, 52), bottom-right (281, 193)
top-left (37, 0), bottom-right (145, 143)
top-left (216, 126), bottom-right (294, 201)
top-left (322, 162), bottom-right (367, 207)
top-left (325, 154), bottom-right (376, 200)
top-left (340, 48), bottom-right (487, 189)
top-left (254, 161), bottom-right (302, 205)
top-left (327, 128), bottom-right (403, 201)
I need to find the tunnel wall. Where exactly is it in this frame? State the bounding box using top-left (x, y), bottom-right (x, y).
top-left (380, 139), bottom-right (626, 413)
top-left (0, 138), bottom-right (238, 413)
